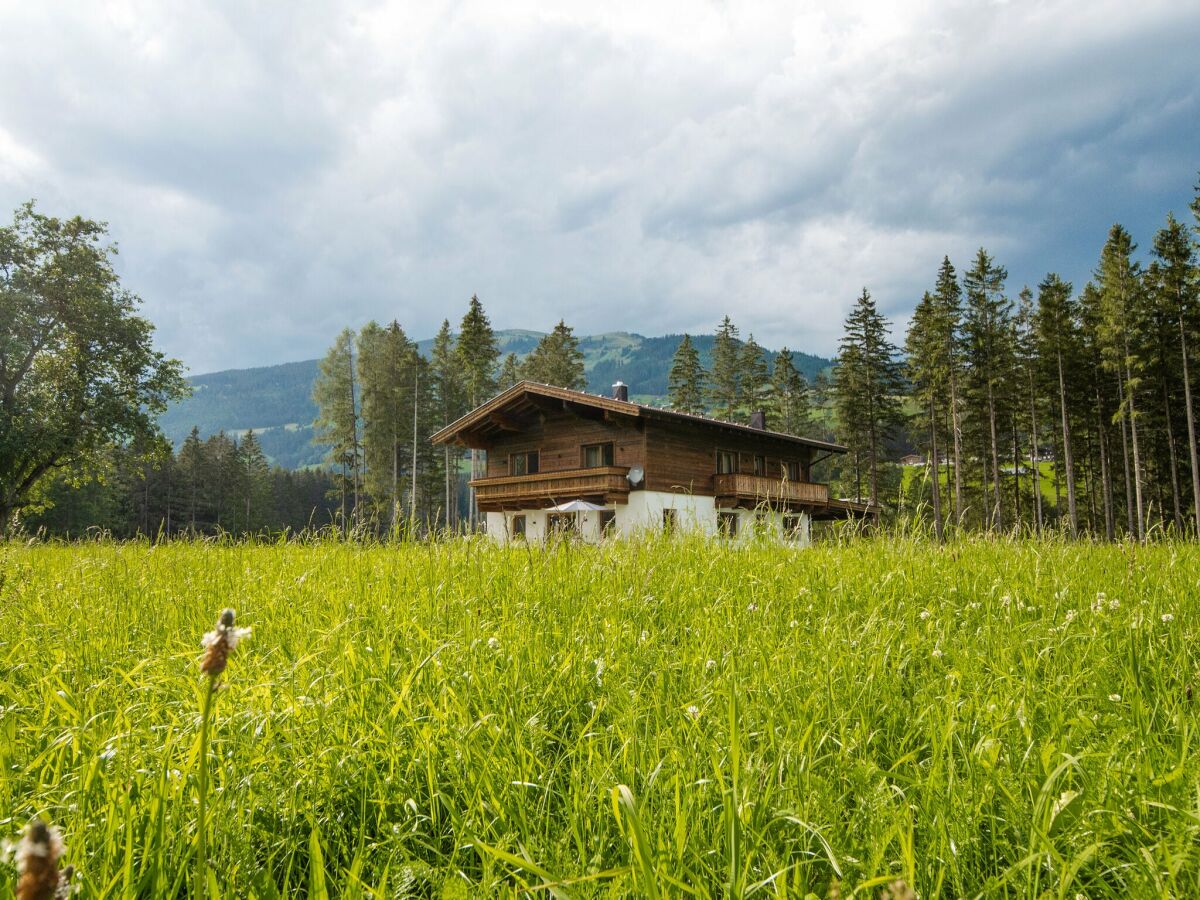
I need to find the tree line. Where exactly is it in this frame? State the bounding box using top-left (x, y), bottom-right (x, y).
top-left (830, 178), bottom-right (1200, 538)
top-left (309, 299), bottom-right (590, 533)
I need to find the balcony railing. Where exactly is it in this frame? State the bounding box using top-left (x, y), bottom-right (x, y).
top-left (713, 473), bottom-right (830, 508)
top-left (471, 466), bottom-right (631, 508)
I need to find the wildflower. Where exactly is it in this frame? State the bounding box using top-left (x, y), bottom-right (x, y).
top-left (1109, 693), bottom-right (1121, 702)
top-left (14, 820), bottom-right (72, 900)
top-left (919, 609), bottom-right (931, 621)
top-left (1000, 594), bottom-right (1011, 608)
top-left (788, 619), bottom-right (799, 628)
top-left (639, 629), bottom-right (649, 642)
top-left (1162, 613), bottom-right (1175, 624)
top-left (200, 609), bottom-right (251, 679)
top-left (686, 704), bottom-right (700, 720)
top-left (705, 659), bottom-right (717, 672)
top-left (931, 648), bottom-right (944, 659)
top-left (1063, 609), bottom-right (1077, 624)
top-left (1110, 597), bottom-right (1120, 611)
top-left (747, 603), bottom-right (758, 613)
top-left (487, 636), bottom-right (501, 651)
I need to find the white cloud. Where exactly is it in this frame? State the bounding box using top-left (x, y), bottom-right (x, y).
top-left (0, 0), bottom-right (1195, 373)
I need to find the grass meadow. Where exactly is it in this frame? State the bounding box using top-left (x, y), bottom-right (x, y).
top-left (2, 535), bottom-right (1199, 898)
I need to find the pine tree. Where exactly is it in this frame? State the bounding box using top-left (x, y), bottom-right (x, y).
top-left (1095, 224), bottom-right (1147, 539)
top-left (738, 334), bottom-right (770, 419)
top-left (238, 429), bottom-right (271, 532)
top-left (358, 320), bottom-right (417, 532)
top-left (1151, 213), bottom-right (1200, 532)
top-left (522, 320), bottom-right (586, 389)
top-left (430, 319), bottom-right (464, 529)
top-left (497, 352), bottom-right (523, 391)
top-left (832, 288), bottom-right (905, 506)
top-left (768, 348), bottom-right (812, 436)
top-left (178, 426), bottom-right (205, 532)
top-left (1014, 287), bottom-right (1044, 530)
top-left (1034, 274), bottom-right (1079, 534)
top-left (905, 291), bottom-right (946, 539)
top-left (667, 334), bottom-right (706, 414)
top-left (455, 296), bottom-right (499, 527)
top-left (962, 248), bottom-right (1013, 530)
top-left (708, 316), bottom-right (741, 421)
top-left (933, 257), bottom-right (966, 526)
top-left (1078, 282), bottom-right (1119, 538)
top-left (312, 328), bottom-right (361, 531)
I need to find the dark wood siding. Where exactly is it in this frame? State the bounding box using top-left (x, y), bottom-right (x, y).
top-left (485, 412), bottom-right (645, 477)
top-left (643, 420), bottom-right (813, 494)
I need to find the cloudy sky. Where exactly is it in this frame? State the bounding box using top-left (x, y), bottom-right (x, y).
top-left (1, 1), bottom-right (1197, 374)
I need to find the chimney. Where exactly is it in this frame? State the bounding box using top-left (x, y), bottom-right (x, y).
top-left (749, 409), bottom-right (767, 430)
top-left (612, 380), bottom-right (629, 402)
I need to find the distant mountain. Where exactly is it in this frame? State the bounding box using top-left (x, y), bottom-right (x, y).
top-left (159, 330), bottom-right (833, 469)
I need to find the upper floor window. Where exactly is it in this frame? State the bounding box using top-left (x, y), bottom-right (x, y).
top-left (582, 442), bottom-right (614, 468)
top-left (510, 450), bottom-right (539, 475)
top-left (716, 449), bottom-right (738, 474)
top-left (752, 454), bottom-right (767, 476)
top-left (785, 460), bottom-right (802, 481)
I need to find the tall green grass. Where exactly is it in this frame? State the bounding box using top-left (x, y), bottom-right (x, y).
top-left (1, 535), bottom-right (1198, 897)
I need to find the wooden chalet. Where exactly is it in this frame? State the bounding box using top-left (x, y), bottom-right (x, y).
top-left (430, 380), bottom-right (874, 543)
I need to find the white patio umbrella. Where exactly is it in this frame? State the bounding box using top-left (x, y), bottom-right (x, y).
top-left (546, 499), bottom-right (607, 513)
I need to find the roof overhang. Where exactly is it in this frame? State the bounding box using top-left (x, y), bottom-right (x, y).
top-left (430, 381), bottom-right (848, 453)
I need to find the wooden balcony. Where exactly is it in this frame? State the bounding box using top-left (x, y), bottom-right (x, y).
top-left (713, 473), bottom-right (830, 509)
top-left (471, 466), bottom-right (630, 511)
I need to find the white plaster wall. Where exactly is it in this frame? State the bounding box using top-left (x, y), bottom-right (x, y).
top-left (614, 490), bottom-right (718, 539)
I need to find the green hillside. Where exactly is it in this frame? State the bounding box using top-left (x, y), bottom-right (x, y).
top-left (159, 330), bottom-right (832, 469)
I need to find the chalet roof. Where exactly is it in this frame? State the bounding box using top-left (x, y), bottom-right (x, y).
top-left (429, 381), bottom-right (848, 453)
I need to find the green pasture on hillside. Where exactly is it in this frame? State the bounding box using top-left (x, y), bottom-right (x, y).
top-left (2, 537), bottom-right (1199, 897)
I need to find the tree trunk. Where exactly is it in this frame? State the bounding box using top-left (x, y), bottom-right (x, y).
top-left (1011, 426), bottom-right (1022, 526)
top-left (1180, 314), bottom-right (1200, 535)
top-left (929, 396), bottom-right (944, 541)
top-left (1116, 374), bottom-right (1134, 536)
top-left (987, 381), bottom-right (1002, 530)
top-left (1094, 386), bottom-right (1114, 540)
top-left (1162, 374), bottom-right (1183, 530)
top-left (950, 374), bottom-right (964, 527)
top-left (411, 371), bottom-right (420, 528)
top-left (1056, 350), bottom-right (1078, 535)
top-left (1123, 352), bottom-right (1145, 540)
top-left (1028, 375), bottom-right (1043, 530)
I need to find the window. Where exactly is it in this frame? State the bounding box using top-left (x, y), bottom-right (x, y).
top-left (716, 450), bottom-right (738, 474)
top-left (783, 515), bottom-right (805, 539)
top-left (662, 508), bottom-right (678, 534)
top-left (598, 509), bottom-right (616, 536)
top-left (753, 510), bottom-right (771, 536)
top-left (510, 450), bottom-right (539, 475)
top-left (785, 460), bottom-right (802, 482)
top-left (582, 442), bottom-right (614, 468)
top-left (752, 454), bottom-right (767, 476)
top-left (510, 514), bottom-right (527, 539)
top-left (548, 513), bottom-right (577, 535)
top-left (718, 511), bottom-right (738, 538)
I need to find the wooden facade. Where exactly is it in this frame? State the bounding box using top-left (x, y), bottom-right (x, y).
top-left (431, 382), bottom-right (872, 527)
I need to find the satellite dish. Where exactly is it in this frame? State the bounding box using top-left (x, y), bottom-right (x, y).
top-left (627, 466), bottom-right (645, 488)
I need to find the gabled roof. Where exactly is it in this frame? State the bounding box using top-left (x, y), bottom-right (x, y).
top-left (430, 381), bottom-right (847, 453)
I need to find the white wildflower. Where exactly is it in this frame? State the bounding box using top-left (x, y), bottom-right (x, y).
top-left (747, 603), bottom-right (758, 612)
top-left (686, 704), bottom-right (700, 720)
top-left (1064, 609), bottom-right (1077, 624)
top-left (487, 636), bottom-right (501, 651)
top-left (705, 659), bottom-right (717, 672)
top-left (1000, 594), bottom-right (1012, 608)
top-left (1162, 613), bottom-right (1175, 624)
top-left (640, 629), bottom-right (649, 642)
top-left (919, 609), bottom-right (932, 621)
top-left (932, 648), bottom-right (944, 659)
top-left (1110, 597), bottom-right (1120, 610)
top-left (788, 619), bottom-right (799, 628)
top-left (1109, 693), bottom-right (1121, 702)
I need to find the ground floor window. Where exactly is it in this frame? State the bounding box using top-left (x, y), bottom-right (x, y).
top-left (783, 515), bottom-right (805, 539)
top-left (598, 509), bottom-right (616, 536)
top-left (510, 514), bottom-right (527, 539)
top-left (548, 513), bottom-right (577, 535)
top-left (662, 508), bottom-right (677, 534)
top-left (717, 511), bottom-right (738, 538)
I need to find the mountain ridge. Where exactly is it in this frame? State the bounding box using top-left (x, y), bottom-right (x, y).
top-left (160, 330), bottom-right (833, 469)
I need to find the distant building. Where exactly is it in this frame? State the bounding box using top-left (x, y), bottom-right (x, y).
top-left (431, 381), bottom-right (876, 545)
top-left (900, 453), bottom-right (926, 467)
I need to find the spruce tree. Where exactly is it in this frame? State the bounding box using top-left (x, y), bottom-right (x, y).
top-left (522, 320), bottom-right (586, 389)
top-left (832, 288), bottom-right (905, 506)
top-left (358, 320), bottom-right (417, 532)
top-left (962, 248), bottom-right (1013, 530)
top-left (1014, 287), bottom-right (1044, 530)
top-left (1035, 274), bottom-right (1081, 535)
top-left (738, 334), bottom-right (770, 419)
top-left (905, 291), bottom-right (946, 539)
top-left (455, 295), bottom-right (499, 527)
top-left (312, 327), bottom-right (361, 531)
top-left (1151, 213), bottom-right (1200, 532)
top-left (667, 334), bottom-right (706, 414)
top-left (768, 348), bottom-right (812, 436)
top-left (178, 426), bottom-right (205, 532)
top-left (1095, 224), bottom-right (1147, 539)
top-left (430, 319), bottom-right (463, 528)
top-left (238, 429), bottom-right (271, 532)
top-left (933, 257), bottom-right (966, 525)
top-left (708, 316), bottom-right (741, 421)
top-left (497, 352), bottom-right (523, 391)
